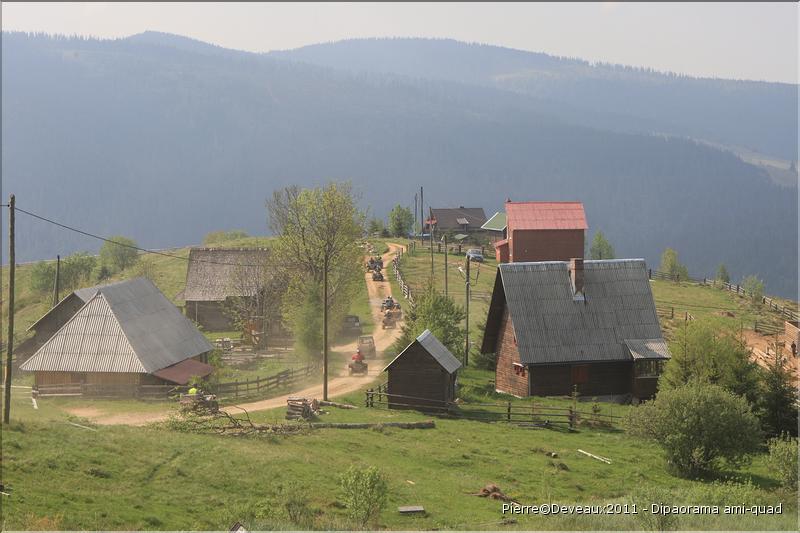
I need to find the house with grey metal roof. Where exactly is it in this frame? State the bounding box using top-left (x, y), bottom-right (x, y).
top-left (426, 207), bottom-right (487, 236)
top-left (481, 258), bottom-right (669, 400)
top-left (383, 329), bottom-right (462, 410)
top-left (183, 247), bottom-right (270, 331)
top-left (21, 277), bottom-right (215, 393)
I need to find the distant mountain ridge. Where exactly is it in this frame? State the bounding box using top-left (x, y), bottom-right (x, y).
top-left (1, 32), bottom-right (797, 296)
top-left (270, 37), bottom-right (798, 161)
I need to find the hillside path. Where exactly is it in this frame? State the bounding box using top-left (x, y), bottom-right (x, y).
top-left (65, 243), bottom-right (407, 426)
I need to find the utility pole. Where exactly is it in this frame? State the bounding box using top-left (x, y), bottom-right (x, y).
top-left (322, 259), bottom-right (329, 401)
top-left (464, 255), bottom-right (470, 367)
top-left (430, 226), bottom-right (434, 283)
top-left (4, 194), bottom-right (15, 424)
top-left (419, 187), bottom-right (424, 245)
top-left (52, 255), bottom-right (61, 307)
top-left (443, 235), bottom-right (448, 298)
top-left (414, 193), bottom-right (418, 237)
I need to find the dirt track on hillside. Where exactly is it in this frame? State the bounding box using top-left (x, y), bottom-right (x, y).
top-left (64, 243), bottom-right (407, 427)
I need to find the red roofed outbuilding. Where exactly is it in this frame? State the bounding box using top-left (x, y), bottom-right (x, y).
top-left (495, 201), bottom-right (587, 263)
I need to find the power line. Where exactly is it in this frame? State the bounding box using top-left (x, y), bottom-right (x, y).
top-left (13, 205), bottom-right (289, 269)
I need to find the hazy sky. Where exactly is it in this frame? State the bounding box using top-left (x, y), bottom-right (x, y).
top-left (2, 2), bottom-right (798, 83)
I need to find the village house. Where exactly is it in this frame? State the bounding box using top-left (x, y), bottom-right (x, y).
top-left (425, 207), bottom-right (487, 238)
top-left (481, 258), bottom-right (670, 400)
top-left (182, 247), bottom-right (270, 331)
top-left (481, 211), bottom-right (507, 243)
top-left (384, 329), bottom-right (462, 410)
top-left (21, 277), bottom-right (215, 393)
top-left (494, 201), bottom-right (587, 263)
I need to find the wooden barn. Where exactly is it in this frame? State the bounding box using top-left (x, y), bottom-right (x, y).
top-left (21, 277), bottom-right (215, 394)
top-left (494, 201), bottom-right (587, 263)
top-left (426, 207), bottom-right (487, 237)
top-left (182, 248), bottom-right (270, 331)
top-left (383, 329), bottom-right (462, 410)
top-left (16, 282), bottom-right (116, 364)
top-left (481, 258), bottom-right (670, 401)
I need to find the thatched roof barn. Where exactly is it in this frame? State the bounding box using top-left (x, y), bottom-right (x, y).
top-left (183, 248), bottom-right (270, 330)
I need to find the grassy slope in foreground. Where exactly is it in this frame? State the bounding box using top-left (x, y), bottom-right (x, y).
top-left (3, 367), bottom-right (796, 531)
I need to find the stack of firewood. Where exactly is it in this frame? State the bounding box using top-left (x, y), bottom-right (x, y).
top-left (285, 397), bottom-right (319, 420)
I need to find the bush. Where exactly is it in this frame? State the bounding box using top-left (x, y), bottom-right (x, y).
top-left (339, 465), bottom-right (388, 528)
top-left (741, 275), bottom-right (765, 304)
top-left (633, 486), bottom-right (679, 531)
top-left (767, 435), bottom-right (798, 489)
top-left (627, 382), bottom-right (761, 477)
top-left (29, 260), bottom-right (56, 292)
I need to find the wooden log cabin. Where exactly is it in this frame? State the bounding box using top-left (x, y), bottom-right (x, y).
top-left (21, 277), bottom-right (215, 395)
top-left (481, 258), bottom-right (670, 401)
top-left (383, 329), bottom-right (462, 410)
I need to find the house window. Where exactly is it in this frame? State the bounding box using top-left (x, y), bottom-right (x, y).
top-left (635, 359), bottom-right (664, 378)
top-left (513, 363), bottom-right (526, 377)
top-left (571, 365), bottom-right (589, 384)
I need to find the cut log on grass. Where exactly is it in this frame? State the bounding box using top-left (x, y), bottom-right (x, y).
top-left (319, 400), bottom-right (357, 409)
top-left (307, 420), bottom-right (434, 429)
top-left (577, 449), bottom-right (611, 464)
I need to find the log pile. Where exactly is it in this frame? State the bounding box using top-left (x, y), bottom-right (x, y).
top-left (286, 397), bottom-right (320, 420)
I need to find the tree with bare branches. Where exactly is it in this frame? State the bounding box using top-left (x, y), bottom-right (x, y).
top-left (267, 182), bottom-right (365, 400)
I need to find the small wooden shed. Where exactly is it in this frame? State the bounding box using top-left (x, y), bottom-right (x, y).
top-left (383, 330), bottom-right (462, 410)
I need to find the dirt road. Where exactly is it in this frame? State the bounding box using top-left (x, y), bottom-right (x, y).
top-left (65, 243), bottom-right (407, 427)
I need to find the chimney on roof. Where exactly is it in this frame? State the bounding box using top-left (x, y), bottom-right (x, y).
top-left (570, 258), bottom-right (584, 295)
top-left (505, 197), bottom-right (511, 203)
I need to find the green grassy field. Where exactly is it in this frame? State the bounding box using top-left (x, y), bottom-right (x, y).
top-left (3, 367), bottom-right (796, 531)
top-left (391, 246), bottom-right (795, 347)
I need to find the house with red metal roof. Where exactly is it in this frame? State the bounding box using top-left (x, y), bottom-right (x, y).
top-left (494, 201), bottom-right (588, 263)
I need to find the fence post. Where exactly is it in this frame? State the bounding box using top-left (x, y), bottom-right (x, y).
top-left (648, 268), bottom-right (652, 280)
top-left (365, 390), bottom-right (370, 407)
top-left (507, 401), bottom-right (511, 422)
top-left (671, 307), bottom-right (674, 319)
top-left (234, 379), bottom-right (239, 399)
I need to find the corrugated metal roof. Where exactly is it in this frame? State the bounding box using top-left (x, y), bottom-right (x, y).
top-left (21, 278), bottom-right (213, 373)
top-left (481, 212), bottom-right (507, 232)
top-left (429, 208), bottom-right (487, 230)
top-left (383, 329), bottom-right (462, 374)
top-left (506, 202), bottom-right (588, 231)
top-left (625, 339), bottom-right (671, 360)
top-left (486, 259), bottom-right (668, 365)
top-left (184, 248), bottom-right (270, 302)
top-left (27, 278), bottom-right (139, 332)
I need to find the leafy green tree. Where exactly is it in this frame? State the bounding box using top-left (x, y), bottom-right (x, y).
top-left (659, 247), bottom-right (690, 281)
top-left (758, 345), bottom-right (799, 437)
top-left (268, 183), bottom-right (365, 362)
top-left (367, 218), bottom-right (385, 236)
top-left (387, 205), bottom-right (414, 237)
top-left (589, 231), bottom-right (615, 259)
top-left (99, 236), bottom-right (139, 273)
top-left (627, 382), bottom-right (761, 477)
top-left (741, 274), bottom-right (765, 304)
top-left (715, 263), bottom-right (730, 283)
top-left (392, 285), bottom-right (466, 356)
top-left (29, 261), bottom-right (56, 293)
top-left (661, 321), bottom-right (761, 405)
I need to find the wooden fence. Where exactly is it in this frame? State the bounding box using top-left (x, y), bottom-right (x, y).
top-left (364, 387), bottom-right (620, 430)
top-left (34, 362), bottom-right (318, 401)
top-left (650, 270), bottom-right (798, 323)
top-left (393, 252), bottom-right (415, 304)
top-left (405, 240), bottom-right (486, 257)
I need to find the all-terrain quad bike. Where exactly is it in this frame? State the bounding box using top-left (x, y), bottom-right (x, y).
top-left (179, 392), bottom-right (220, 414)
top-left (372, 270), bottom-right (384, 281)
top-left (348, 359), bottom-right (369, 376)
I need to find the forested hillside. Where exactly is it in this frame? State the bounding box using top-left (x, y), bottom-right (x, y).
top-left (2, 32), bottom-right (797, 296)
top-left (272, 37), bottom-right (798, 160)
